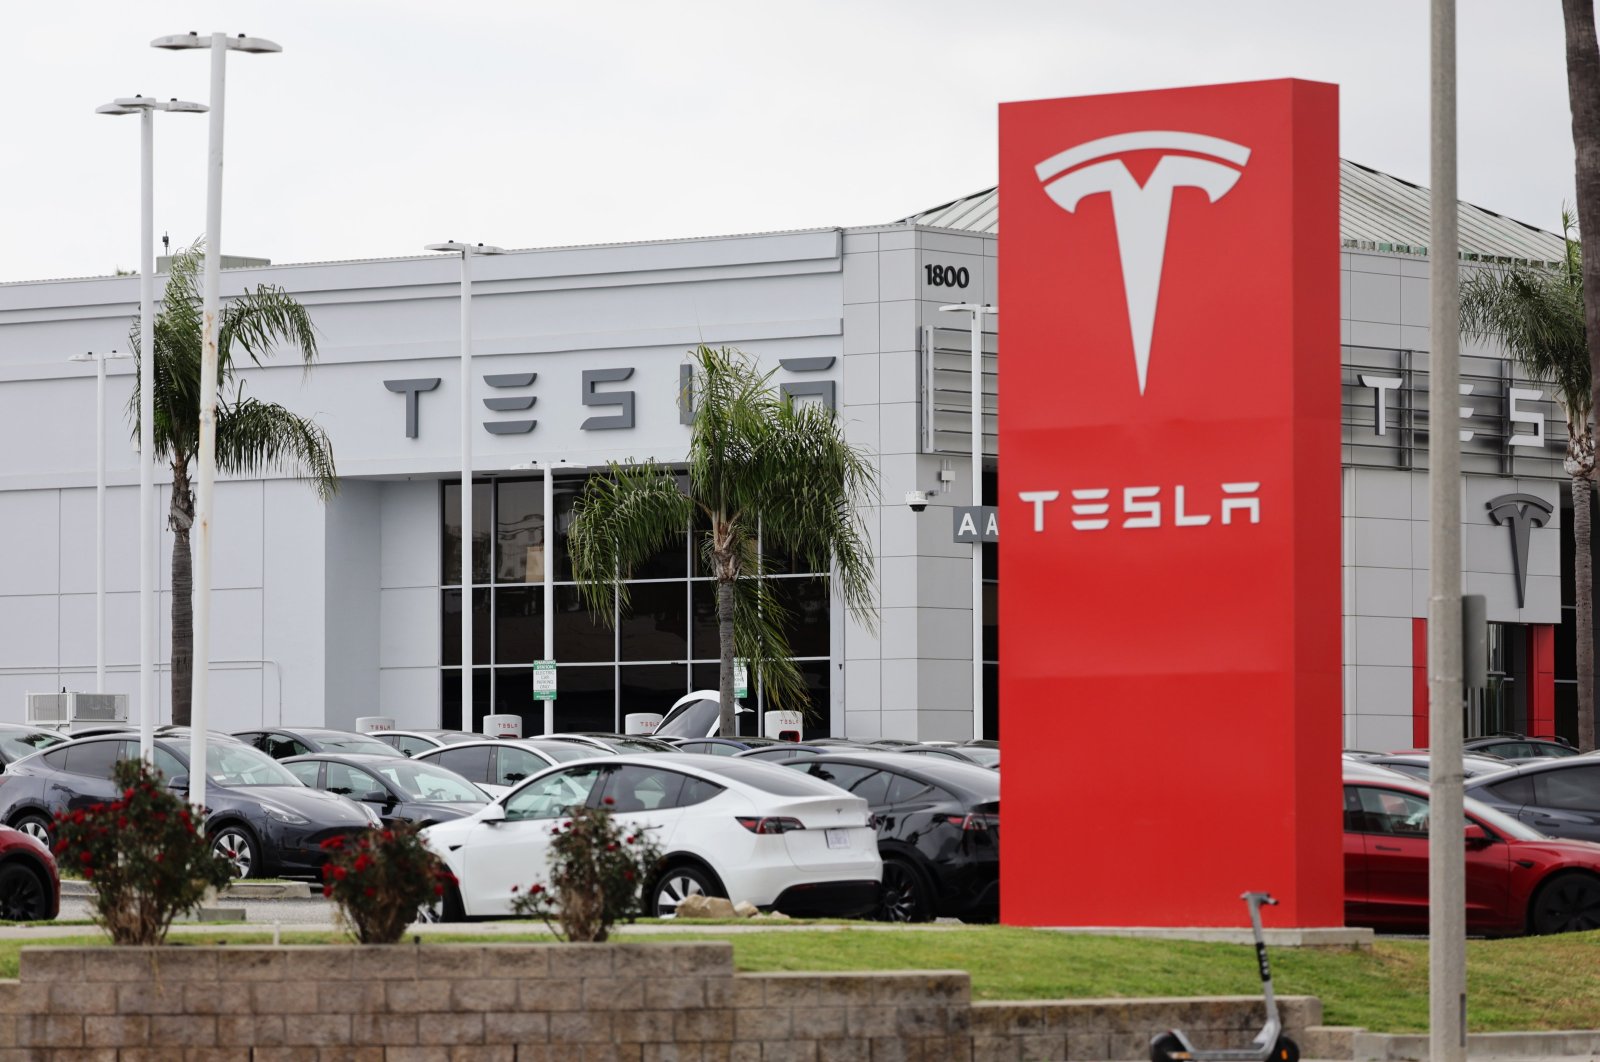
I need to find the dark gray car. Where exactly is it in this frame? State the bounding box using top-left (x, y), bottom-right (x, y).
top-left (1467, 759), bottom-right (1600, 842)
top-left (281, 753), bottom-right (488, 827)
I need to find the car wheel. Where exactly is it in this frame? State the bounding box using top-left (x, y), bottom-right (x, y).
top-left (875, 857), bottom-right (933, 923)
top-left (210, 824), bottom-right (259, 880)
top-left (1530, 870), bottom-right (1600, 934)
top-left (652, 864), bottom-right (722, 918)
top-left (0, 863), bottom-right (50, 921)
top-left (11, 814), bottom-right (51, 848)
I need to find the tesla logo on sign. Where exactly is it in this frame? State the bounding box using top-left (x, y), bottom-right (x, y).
top-left (1486, 493), bottom-right (1554, 608)
top-left (1036, 131), bottom-right (1250, 394)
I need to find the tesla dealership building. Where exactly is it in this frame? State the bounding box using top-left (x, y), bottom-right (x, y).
top-left (0, 159), bottom-right (1579, 749)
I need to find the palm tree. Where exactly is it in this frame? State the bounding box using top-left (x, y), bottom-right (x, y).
top-left (1460, 214), bottom-right (1595, 750)
top-left (567, 345), bottom-right (876, 735)
top-left (128, 243), bottom-right (338, 726)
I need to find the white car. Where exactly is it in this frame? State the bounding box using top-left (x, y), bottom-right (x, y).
top-left (422, 753), bottom-right (882, 918)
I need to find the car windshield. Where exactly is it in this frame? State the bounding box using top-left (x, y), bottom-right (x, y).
top-left (207, 743), bottom-right (302, 787)
top-left (304, 732), bottom-right (396, 756)
top-left (1466, 793), bottom-right (1546, 840)
top-left (435, 732), bottom-right (479, 744)
top-left (0, 728), bottom-right (64, 762)
top-left (370, 761), bottom-right (485, 803)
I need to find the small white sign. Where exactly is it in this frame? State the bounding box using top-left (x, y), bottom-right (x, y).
top-left (533, 660), bottom-right (557, 701)
top-left (734, 660), bottom-right (749, 700)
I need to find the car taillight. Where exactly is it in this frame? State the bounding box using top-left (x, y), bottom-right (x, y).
top-left (947, 813), bottom-right (995, 831)
top-left (735, 816), bottom-right (805, 834)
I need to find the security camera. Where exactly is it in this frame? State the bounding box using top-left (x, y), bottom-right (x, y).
top-left (905, 490), bottom-right (929, 513)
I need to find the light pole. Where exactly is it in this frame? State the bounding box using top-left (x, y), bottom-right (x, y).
top-left (153, 30), bottom-right (281, 811)
top-left (512, 459), bottom-right (566, 735)
top-left (1428, 1), bottom-right (1466, 1059)
top-left (95, 94), bottom-right (206, 763)
top-left (427, 242), bottom-right (505, 731)
top-left (939, 302), bottom-right (996, 741)
top-left (68, 350), bottom-right (133, 695)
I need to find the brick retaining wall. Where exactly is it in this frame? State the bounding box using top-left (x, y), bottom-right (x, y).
top-left (0, 943), bottom-right (1319, 1060)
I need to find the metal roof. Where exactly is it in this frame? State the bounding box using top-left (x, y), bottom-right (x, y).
top-left (899, 158), bottom-right (1566, 266)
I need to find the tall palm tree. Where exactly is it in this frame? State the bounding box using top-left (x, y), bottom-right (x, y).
top-left (1460, 215), bottom-right (1594, 750)
top-left (567, 345), bottom-right (876, 735)
top-left (128, 243), bottom-right (338, 725)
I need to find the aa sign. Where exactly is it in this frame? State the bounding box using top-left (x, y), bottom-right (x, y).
top-left (999, 80), bottom-right (1342, 929)
top-left (952, 506), bottom-right (998, 543)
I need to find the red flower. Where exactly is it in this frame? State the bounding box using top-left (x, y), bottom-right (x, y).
top-left (353, 854), bottom-right (371, 873)
top-left (83, 868), bottom-right (93, 879)
top-left (332, 866), bottom-right (347, 880)
top-left (323, 885), bottom-right (334, 898)
top-left (123, 788), bottom-right (135, 801)
top-left (90, 804), bottom-right (104, 814)
top-left (117, 817), bottom-right (127, 829)
top-left (602, 796), bottom-right (615, 806)
top-left (71, 811), bottom-right (85, 825)
top-left (79, 851), bottom-right (92, 865)
top-left (364, 887), bottom-right (375, 898)
top-left (319, 836), bottom-right (345, 851)
top-left (382, 830), bottom-right (394, 843)
top-left (510, 884), bottom-right (519, 893)
top-left (529, 884), bottom-right (544, 895)
top-left (623, 870), bottom-right (634, 882)
top-left (434, 884), bottom-right (445, 896)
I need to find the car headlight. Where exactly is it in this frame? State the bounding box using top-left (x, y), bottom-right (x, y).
top-left (264, 804), bottom-right (309, 825)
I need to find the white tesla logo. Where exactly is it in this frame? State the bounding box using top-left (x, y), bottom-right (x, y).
top-left (1036, 131), bottom-right (1251, 394)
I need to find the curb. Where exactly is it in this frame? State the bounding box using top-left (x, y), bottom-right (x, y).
top-left (1306, 1025), bottom-right (1600, 1060)
top-left (61, 881), bottom-right (315, 900)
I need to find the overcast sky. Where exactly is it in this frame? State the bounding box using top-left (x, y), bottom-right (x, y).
top-left (0, 1), bottom-right (1581, 285)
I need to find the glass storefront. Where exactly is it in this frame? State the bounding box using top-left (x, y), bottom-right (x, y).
top-left (439, 474), bottom-right (831, 737)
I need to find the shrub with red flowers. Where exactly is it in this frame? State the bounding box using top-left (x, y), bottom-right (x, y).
top-left (49, 758), bottom-right (234, 945)
top-left (320, 823), bottom-right (455, 944)
top-left (509, 797), bottom-right (663, 942)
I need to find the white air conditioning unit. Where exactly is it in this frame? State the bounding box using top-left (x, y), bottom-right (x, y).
top-left (25, 691), bottom-right (128, 726)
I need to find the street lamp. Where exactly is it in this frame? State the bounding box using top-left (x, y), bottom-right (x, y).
top-left (96, 94), bottom-right (206, 764)
top-left (153, 30), bottom-right (281, 812)
top-left (511, 459), bottom-right (567, 735)
top-left (68, 350), bottom-right (133, 695)
top-left (939, 302), bottom-right (996, 742)
top-left (426, 242), bottom-right (505, 731)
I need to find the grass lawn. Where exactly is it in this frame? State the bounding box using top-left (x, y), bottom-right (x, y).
top-left (2, 925), bottom-right (1597, 1034)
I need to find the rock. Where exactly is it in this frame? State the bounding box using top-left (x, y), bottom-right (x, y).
top-left (758, 910), bottom-right (791, 920)
top-left (676, 894), bottom-right (738, 919)
top-left (733, 901), bottom-right (760, 918)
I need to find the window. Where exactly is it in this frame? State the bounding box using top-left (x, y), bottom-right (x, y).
top-left (495, 746), bottom-right (548, 788)
top-left (63, 741), bottom-right (120, 780)
top-left (0, 729), bottom-right (63, 765)
top-left (885, 773), bottom-right (937, 805)
top-left (1353, 787), bottom-right (1431, 836)
top-left (801, 762), bottom-right (889, 805)
top-left (677, 776), bottom-right (725, 807)
top-left (597, 765), bottom-right (688, 812)
top-left (435, 745), bottom-right (493, 784)
top-left (152, 746), bottom-right (186, 784)
top-left (284, 761), bottom-right (321, 787)
top-left (259, 734), bottom-right (311, 760)
top-left (326, 763), bottom-right (384, 798)
top-left (441, 472), bottom-right (832, 738)
top-left (504, 766), bottom-right (601, 822)
top-left (1534, 767), bottom-right (1600, 812)
top-left (1480, 775), bottom-right (1534, 806)
top-left (40, 748), bottom-right (68, 771)
top-left (394, 736), bottom-right (436, 758)
top-left (374, 761), bottom-right (484, 804)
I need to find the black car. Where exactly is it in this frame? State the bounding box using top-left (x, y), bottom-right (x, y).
top-left (234, 727), bottom-right (400, 760)
top-left (370, 729), bottom-right (480, 757)
top-left (779, 753), bottom-right (999, 923)
top-left (281, 754), bottom-right (488, 827)
top-left (0, 735), bottom-right (378, 879)
top-left (0, 724), bottom-right (67, 768)
top-left (1467, 758), bottom-right (1600, 842)
top-left (1463, 734), bottom-right (1578, 760)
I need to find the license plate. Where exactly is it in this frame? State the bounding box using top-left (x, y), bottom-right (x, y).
top-left (826, 829), bottom-right (850, 849)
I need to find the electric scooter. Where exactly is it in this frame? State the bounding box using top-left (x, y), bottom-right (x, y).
top-left (1149, 892), bottom-right (1299, 1062)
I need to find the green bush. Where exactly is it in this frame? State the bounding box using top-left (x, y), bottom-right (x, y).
top-left (510, 797), bottom-right (664, 942)
top-left (320, 824), bottom-right (455, 944)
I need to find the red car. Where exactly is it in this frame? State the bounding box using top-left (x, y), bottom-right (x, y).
top-left (1345, 773), bottom-right (1600, 936)
top-left (0, 824), bottom-right (59, 921)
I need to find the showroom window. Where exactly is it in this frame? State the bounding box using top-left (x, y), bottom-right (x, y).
top-left (440, 474), bottom-right (831, 737)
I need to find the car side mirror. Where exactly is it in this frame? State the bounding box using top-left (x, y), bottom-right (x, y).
top-left (360, 789), bottom-right (388, 805)
top-left (168, 775), bottom-right (189, 792)
top-left (1465, 823), bottom-right (1492, 848)
top-left (480, 803), bottom-right (506, 824)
